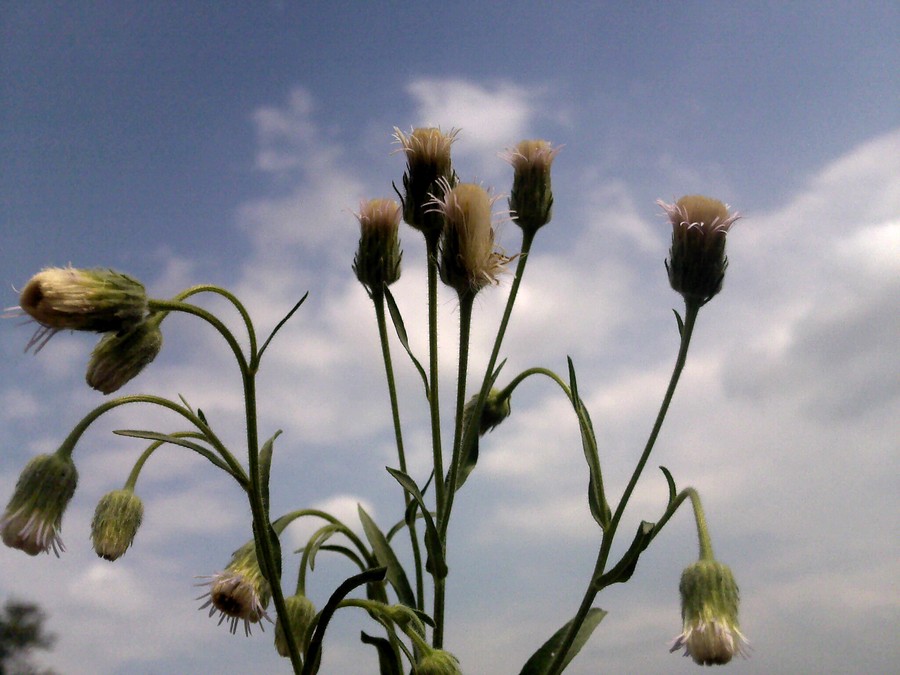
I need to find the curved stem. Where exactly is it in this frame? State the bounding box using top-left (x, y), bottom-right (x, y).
top-left (122, 432), bottom-right (216, 490)
top-left (544, 300), bottom-right (702, 675)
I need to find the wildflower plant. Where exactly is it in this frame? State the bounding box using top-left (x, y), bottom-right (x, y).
top-left (2, 125), bottom-right (749, 672)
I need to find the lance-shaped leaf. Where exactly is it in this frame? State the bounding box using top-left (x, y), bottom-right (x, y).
top-left (519, 607), bottom-right (607, 675)
top-left (360, 631), bottom-right (403, 675)
top-left (358, 505), bottom-right (416, 608)
top-left (302, 567), bottom-right (387, 675)
top-left (259, 430), bottom-right (282, 517)
top-left (660, 465), bottom-right (677, 506)
top-left (595, 520), bottom-right (655, 589)
top-left (384, 287), bottom-right (429, 397)
top-left (385, 467), bottom-right (447, 579)
top-left (456, 359), bottom-right (506, 491)
top-left (258, 292), bottom-right (309, 362)
top-left (113, 430), bottom-right (239, 480)
top-left (567, 357), bottom-right (610, 529)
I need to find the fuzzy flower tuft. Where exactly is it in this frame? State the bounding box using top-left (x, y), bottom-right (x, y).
top-left (394, 126), bottom-right (459, 235)
top-left (658, 196), bottom-right (741, 306)
top-left (197, 539), bottom-right (271, 636)
top-left (429, 180), bottom-right (508, 296)
top-left (353, 198), bottom-right (403, 294)
top-left (671, 560), bottom-right (749, 665)
top-left (502, 139), bottom-right (561, 234)
top-left (90, 489), bottom-right (144, 560)
top-left (17, 267), bottom-right (149, 352)
top-left (1, 453), bottom-right (78, 556)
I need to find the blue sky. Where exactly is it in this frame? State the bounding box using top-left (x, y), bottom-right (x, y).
top-left (2, 2), bottom-right (898, 674)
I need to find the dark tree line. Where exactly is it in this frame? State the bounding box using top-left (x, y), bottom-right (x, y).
top-left (0, 600), bottom-right (55, 675)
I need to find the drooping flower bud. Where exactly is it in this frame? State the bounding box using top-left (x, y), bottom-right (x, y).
top-left (197, 538), bottom-right (271, 636)
top-left (18, 267), bottom-right (149, 351)
top-left (353, 198), bottom-right (403, 295)
top-left (670, 560), bottom-right (749, 665)
top-left (1, 453), bottom-right (78, 556)
top-left (394, 127), bottom-right (459, 237)
top-left (416, 648), bottom-right (463, 675)
top-left (274, 594), bottom-right (317, 658)
top-left (430, 181), bottom-right (508, 297)
top-left (90, 489), bottom-right (144, 561)
top-left (86, 315), bottom-right (164, 394)
top-left (503, 139), bottom-right (560, 235)
top-left (658, 196), bottom-right (741, 306)
top-left (463, 389), bottom-right (511, 436)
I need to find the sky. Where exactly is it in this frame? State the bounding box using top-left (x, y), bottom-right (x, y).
top-left (1, 2), bottom-right (898, 673)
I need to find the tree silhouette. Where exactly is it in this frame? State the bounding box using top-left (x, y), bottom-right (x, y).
top-left (0, 600), bottom-right (55, 675)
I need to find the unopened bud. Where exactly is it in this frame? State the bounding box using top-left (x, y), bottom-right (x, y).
top-left (274, 594), bottom-right (317, 657)
top-left (394, 127), bottom-right (459, 236)
top-left (353, 199), bottom-right (403, 294)
top-left (86, 316), bottom-right (163, 394)
top-left (503, 139), bottom-right (560, 234)
top-left (91, 489), bottom-right (144, 561)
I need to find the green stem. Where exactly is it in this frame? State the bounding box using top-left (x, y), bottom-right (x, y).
top-left (688, 488), bottom-right (714, 561)
top-left (544, 300), bottom-right (702, 675)
top-left (373, 290), bottom-right (425, 612)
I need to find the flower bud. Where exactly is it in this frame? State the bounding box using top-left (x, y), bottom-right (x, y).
top-left (658, 196), bottom-right (741, 306)
top-left (670, 560), bottom-right (749, 665)
top-left (416, 648), bottom-right (462, 675)
top-left (86, 316), bottom-right (163, 394)
top-left (19, 267), bottom-right (149, 342)
top-left (1, 453), bottom-right (78, 556)
top-left (464, 389), bottom-right (511, 436)
top-left (274, 594), bottom-right (317, 658)
top-left (197, 539), bottom-right (271, 636)
top-left (394, 127), bottom-right (459, 237)
top-left (90, 489), bottom-right (144, 561)
top-left (503, 139), bottom-right (560, 235)
top-left (430, 181), bottom-right (508, 297)
top-left (353, 199), bottom-right (403, 295)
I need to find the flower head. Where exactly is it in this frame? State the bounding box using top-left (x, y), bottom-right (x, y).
top-left (502, 139), bottom-right (560, 234)
top-left (1, 453), bottom-right (78, 556)
top-left (464, 388), bottom-right (511, 436)
top-left (197, 539), bottom-right (271, 636)
top-left (430, 181), bottom-right (508, 297)
top-left (90, 489), bottom-right (144, 560)
top-left (671, 560), bottom-right (749, 665)
top-left (658, 196), bottom-right (741, 306)
top-left (416, 648), bottom-right (463, 675)
top-left (18, 267), bottom-right (149, 352)
top-left (274, 593), bottom-right (317, 658)
top-left (353, 198), bottom-right (403, 294)
top-left (86, 315), bottom-right (164, 394)
top-left (394, 126), bottom-right (459, 236)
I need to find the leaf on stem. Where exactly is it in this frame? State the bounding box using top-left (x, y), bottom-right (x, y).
top-left (660, 465), bottom-right (677, 505)
top-left (113, 429), bottom-right (238, 479)
top-left (257, 292), bottom-right (309, 362)
top-left (385, 468), bottom-right (448, 579)
top-left (594, 520), bottom-right (655, 588)
top-left (567, 357), bottom-right (610, 529)
top-left (259, 430), bottom-right (282, 517)
top-left (518, 607), bottom-right (607, 675)
top-left (302, 567), bottom-right (388, 675)
top-left (360, 631), bottom-right (403, 675)
top-left (456, 360), bottom-right (506, 491)
top-left (358, 505), bottom-right (416, 609)
top-left (672, 308), bottom-right (684, 337)
top-left (384, 287), bottom-right (429, 397)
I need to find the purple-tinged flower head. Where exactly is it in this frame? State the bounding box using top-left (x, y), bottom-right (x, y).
top-left (658, 196), bottom-right (741, 306)
top-left (274, 593), bottom-right (317, 658)
top-left (353, 198), bottom-right (403, 295)
top-left (429, 180), bottom-right (509, 297)
top-left (671, 559), bottom-right (749, 665)
top-left (394, 126), bottom-right (459, 237)
top-left (197, 539), bottom-right (271, 636)
top-left (86, 315), bottom-right (163, 394)
top-left (1, 453), bottom-right (78, 556)
top-left (90, 489), bottom-right (144, 561)
top-left (17, 267), bottom-right (149, 352)
top-left (502, 139), bottom-right (561, 235)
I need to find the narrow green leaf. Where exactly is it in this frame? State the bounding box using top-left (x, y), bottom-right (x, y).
top-left (113, 430), bottom-right (235, 477)
top-left (258, 292), bottom-right (309, 362)
top-left (456, 361), bottom-right (506, 491)
top-left (358, 505), bottom-right (416, 608)
top-left (385, 467), bottom-right (447, 579)
top-left (302, 567), bottom-right (387, 675)
top-left (595, 520), bottom-right (655, 588)
top-left (519, 607), bottom-right (607, 675)
top-left (672, 308), bottom-right (684, 337)
top-left (659, 465), bottom-right (677, 505)
top-left (384, 286), bottom-right (429, 397)
top-left (360, 632), bottom-right (403, 675)
top-left (259, 430), bottom-right (282, 517)
top-left (197, 408), bottom-right (208, 426)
